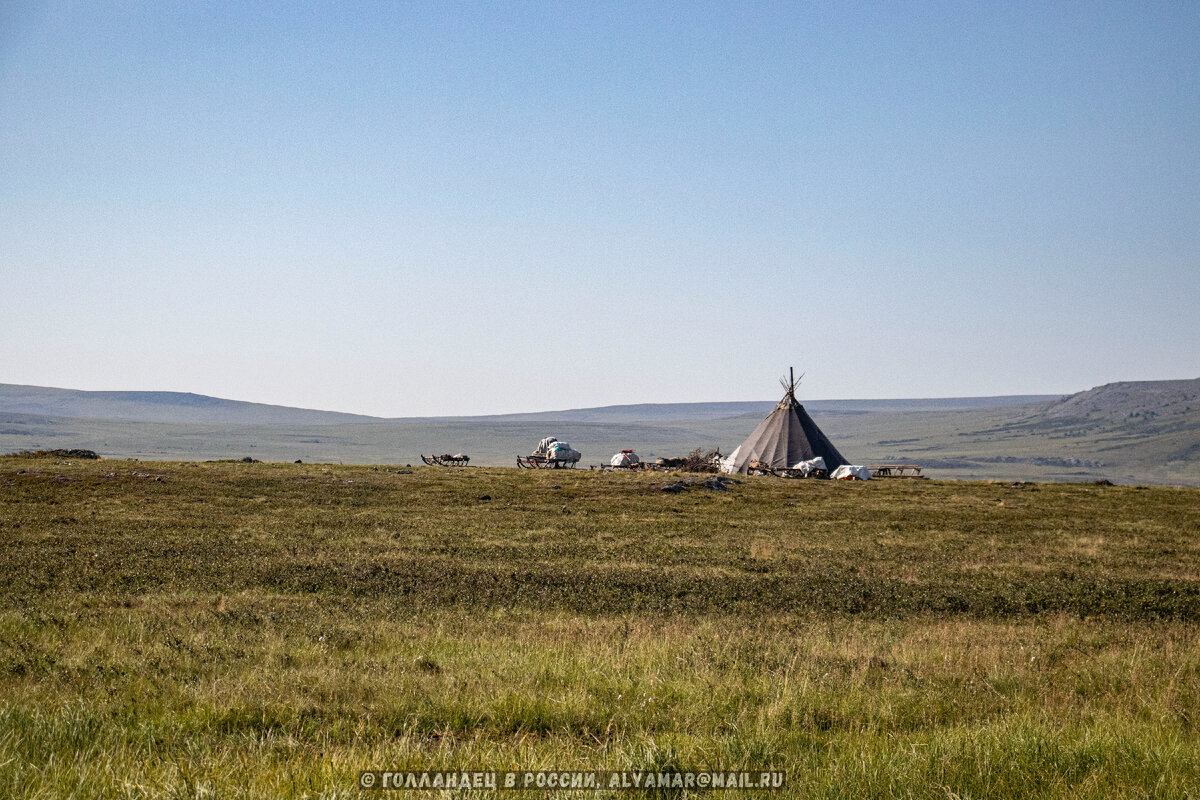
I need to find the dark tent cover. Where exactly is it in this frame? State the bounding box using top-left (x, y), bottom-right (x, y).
top-left (721, 373), bottom-right (849, 474)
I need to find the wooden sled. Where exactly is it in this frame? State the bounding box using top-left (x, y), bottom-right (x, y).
top-left (595, 461), bottom-right (651, 471)
top-left (747, 459), bottom-right (828, 479)
top-left (868, 464), bottom-right (926, 479)
top-left (420, 454), bottom-right (470, 467)
top-left (516, 454), bottom-right (579, 469)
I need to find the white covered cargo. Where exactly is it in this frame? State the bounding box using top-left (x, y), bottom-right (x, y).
top-left (610, 450), bottom-right (640, 467)
top-left (548, 442), bottom-right (581, 463)
top-left (830, 464), bottom-right (872, 480)
top-left (791, 456), bottom-right (826, 476)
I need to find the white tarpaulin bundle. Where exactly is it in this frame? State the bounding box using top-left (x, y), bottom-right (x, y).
top-left (535, 437), bottom-right (559, 456)
top-left (830, 464), bottom-right (872, 480)
top-left (548, 442), bottom-right (581, 462)
top-left (791, 456), bottom-right (826, 476)
top-left (719, 446), bottom-right (742, 474)
top-left (610, 450), bottom-right (639, 467)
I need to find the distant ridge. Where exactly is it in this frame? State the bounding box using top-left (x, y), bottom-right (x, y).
top-left (0, 384), bottom-right (378, 425)
top-left (456, 395), bottom-right (1062, 424)
top-left (1044, 378), bottom-right (1200, 422)
top-left (0, 383), bottom-right (1062, 426)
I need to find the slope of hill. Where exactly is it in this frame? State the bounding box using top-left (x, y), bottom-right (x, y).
top-left (829, 379), bottom-right (1200, 485)
top-left (961, 378), bottom-right (1200, 470)
top-left (0, 384), bottom-right (378, 425)
top-left (0, 383), bottom-right (1062, 426)
top-left (464, 395), bottom-right (1060, 424)
top-left (1042, 378), bottom-right (1200, 422)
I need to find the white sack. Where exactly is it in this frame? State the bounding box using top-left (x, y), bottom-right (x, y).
top-left (610, 451), bottom-right (639, 467)
top-left (718, 445), bottom-right (742, 474)
top-left (830, 464), bottom-right (872, 480)
top-left (549, 443), bottom-right (580, 462)
top-left (791, 456), bottom-right (827, 475)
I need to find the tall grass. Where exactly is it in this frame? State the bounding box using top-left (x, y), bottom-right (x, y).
top-left (2, 457), bottom-right (1198, 797)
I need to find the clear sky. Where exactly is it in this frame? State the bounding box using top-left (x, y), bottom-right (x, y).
top-left (2, 2), bottom-right (1197, 417)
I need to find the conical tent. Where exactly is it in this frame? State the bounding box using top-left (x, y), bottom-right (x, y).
top-left (721, 370), bottom-right (849, 474)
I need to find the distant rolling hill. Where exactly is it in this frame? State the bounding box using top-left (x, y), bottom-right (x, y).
top-left (456, 395), bottom-right (1058, 424)
top-left (2, 380), bottom-right (1198, 485)
top-left (1042, 378), bottom-right (1200, 422)
top-left (0, 383), bottom-right (1059, 426)
top-left (835, 378), bottom-right (1200, 485)
top-left (982, 378), bottom-right (1200, 467)
top-left (0, 384), bottom-right (378, 425)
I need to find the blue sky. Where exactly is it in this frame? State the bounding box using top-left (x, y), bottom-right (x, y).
top-left (2, 1), bottom-right (1197, 416)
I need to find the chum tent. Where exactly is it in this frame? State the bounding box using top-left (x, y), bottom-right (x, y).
top-left (720, 370), bottom-right (850, 475)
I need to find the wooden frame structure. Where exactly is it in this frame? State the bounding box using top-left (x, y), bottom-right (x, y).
top-left (867, 464), bottom-right (925, 478)
top-left (420, 454), bottom-right (470, 467)
top-left (516, 453), bottom-right (579, 469)
top-left (746, 459), bottom-right (829, 479)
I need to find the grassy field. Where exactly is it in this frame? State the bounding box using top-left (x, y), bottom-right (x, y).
top-left (2, 455), bottom-right (1200, 798)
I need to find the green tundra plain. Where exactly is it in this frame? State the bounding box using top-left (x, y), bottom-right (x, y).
top-left (3, 454), bottom-right (1200, 798)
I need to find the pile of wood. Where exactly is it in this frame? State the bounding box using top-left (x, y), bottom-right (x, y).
top-left (654, 448), bottom-right (723, 473)
top-left (683, 447), bottom-right (724, 473)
